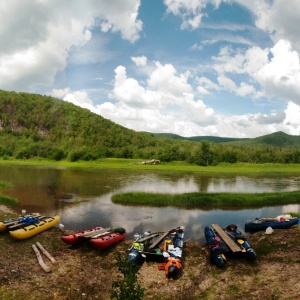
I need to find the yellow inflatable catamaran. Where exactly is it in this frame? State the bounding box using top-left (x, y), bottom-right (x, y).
top-left (10, 215), bottom-right (60, 240)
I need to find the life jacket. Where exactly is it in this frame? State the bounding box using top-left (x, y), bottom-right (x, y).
top-left (165, 257), bottom-right (182, 279)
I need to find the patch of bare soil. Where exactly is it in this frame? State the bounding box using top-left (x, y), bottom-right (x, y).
top-left (0, 205), bottom-right (14, 214)
top-left (0, 208), bottom-right (299, 300)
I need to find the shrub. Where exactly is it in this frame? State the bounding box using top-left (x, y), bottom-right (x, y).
top-left (110, 253), bottom-right (144, 300)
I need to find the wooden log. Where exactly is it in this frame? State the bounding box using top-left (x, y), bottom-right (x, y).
top-left (211, 224), bottom-right (241, 253)
top-left (36, 242), bottom-right (56, 264)
top-left (148, 232), bottom-right (170, 250)
top-left (32, 244), bottom-right (51, 272)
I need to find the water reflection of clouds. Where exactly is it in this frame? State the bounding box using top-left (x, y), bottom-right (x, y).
top-left (59, 177), bottom-right (300, 242)
top-left (282, 204), bottom-right (300, 213)
top-left (207, 177), bottom-right (275, 193)
top-left (207, 176), bottom-right (300, 193)
top-left (117, 176), bottom-right (199, 194)
top-left (60, 192), bottom-right (208, 240)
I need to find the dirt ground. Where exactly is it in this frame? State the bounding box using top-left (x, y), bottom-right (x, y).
top-left (0, 207), bottom-right (300, 300)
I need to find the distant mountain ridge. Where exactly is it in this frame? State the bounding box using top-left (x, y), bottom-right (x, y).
top-left (152, 131), bottom-right (300, 148)
top-left (237, 131), bottom-right (300, 148)
top-left (151, 133), bottom-right (249, 143)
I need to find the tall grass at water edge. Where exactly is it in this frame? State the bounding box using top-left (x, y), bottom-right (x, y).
top-left (0, 181), bottom-right (17, 206)
top-left (111, 191), bottom-right (300, 209)
top-left (0, 194), bottom-right (17, 206)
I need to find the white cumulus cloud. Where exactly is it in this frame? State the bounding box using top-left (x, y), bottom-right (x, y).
top-left (0, 0), bottom-right (142, 91)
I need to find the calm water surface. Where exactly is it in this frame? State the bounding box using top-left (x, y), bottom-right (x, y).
top-left (0, 165), bottom-right (299, 242)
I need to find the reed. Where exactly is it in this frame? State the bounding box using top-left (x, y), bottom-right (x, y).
top-left (0, 180), bottom-right (17, 205)
top-left (0, 194), bottom-right (18, 206)
top-left (0, 181), bottom-right (13, 189)
top-left (111, 191), bottom-right (300, 209)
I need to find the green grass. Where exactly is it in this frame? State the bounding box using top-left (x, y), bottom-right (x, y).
top-left (0, 194), bottom-right (17, 206)
top-left (0, 181), bottom-right (17, 206)
top-left (1, 158), bottom-right (300, 173)
top-left (111, 191), bottom-right (300, 209)
top-left (254, 225), bottom-right (300, 256)
top-left (0, 181), bottom-right (13, 189)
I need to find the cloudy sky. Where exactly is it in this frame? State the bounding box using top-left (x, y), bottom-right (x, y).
top-left (1, 0), bottom-right (300, 138)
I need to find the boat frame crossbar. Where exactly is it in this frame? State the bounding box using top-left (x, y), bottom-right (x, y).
top-left (137, 233), bottom-right (159, 243)
top-left (80, 228), bottom-right (111, 238)
top-left (148, 231), bottom-right (170, 250)
top-left (211, 224), bottom-right (241, 253)
top-left (7, 216), bottom-right (46, 230)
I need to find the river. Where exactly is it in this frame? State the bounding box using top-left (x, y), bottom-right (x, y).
top-left (0, 164), bottom-right (299, 242)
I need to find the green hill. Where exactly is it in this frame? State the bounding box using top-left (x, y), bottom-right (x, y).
top-left (0, 90), bottom-right (196, 161)
top-left (229, 131), bottom-right (300, 148)
top-left (1, 89), bottom-right (300, 164)
top-left (152, 131), bottom-right (300, 149)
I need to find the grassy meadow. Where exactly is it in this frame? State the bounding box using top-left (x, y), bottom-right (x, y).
top-left (1, 158), bottom-right (300, 173)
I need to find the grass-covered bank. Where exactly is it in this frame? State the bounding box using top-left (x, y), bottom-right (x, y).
top-left (0, 181), bottom-right (17, 206)
top-left (0, 194), bottom-right (17, 206)
top-left (112, 191), bottom-right (300, 209)
top-left (1, 158), bottom-right (300, 173)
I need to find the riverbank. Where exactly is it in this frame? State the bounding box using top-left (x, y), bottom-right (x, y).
top-left (0, 208), bottom-right (300, 300)
top-left (1, 158), bottom-right (300, 173)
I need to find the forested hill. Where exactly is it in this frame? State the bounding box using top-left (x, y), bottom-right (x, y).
top-left (232, 131), bottom-right (300, 148)
top-left (0, 89), bottom-right (195, 161)
top-left (1, 89), bottom-right (300, 164)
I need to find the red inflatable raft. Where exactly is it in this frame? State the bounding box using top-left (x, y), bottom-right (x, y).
top-left (61, 226), bottom-right (106, 246)
top-left (90, 227), bottom-right (126, 250)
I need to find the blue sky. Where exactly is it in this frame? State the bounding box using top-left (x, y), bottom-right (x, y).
top-left (1, 0), bottom-right (300, 138)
